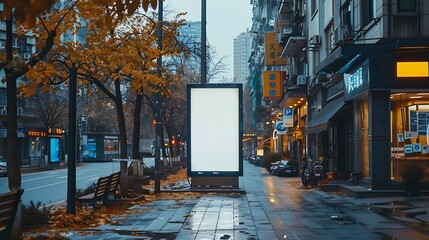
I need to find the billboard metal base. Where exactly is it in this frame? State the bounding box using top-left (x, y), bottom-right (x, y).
top-left (190, 176), bottom-right (239, 189)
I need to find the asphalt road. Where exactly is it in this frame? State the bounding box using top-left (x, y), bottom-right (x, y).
top-left (0, 162), bottom-right (121, 206)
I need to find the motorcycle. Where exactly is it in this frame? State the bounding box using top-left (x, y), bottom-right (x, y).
top-left (303, 158), bottom-right (324, 188)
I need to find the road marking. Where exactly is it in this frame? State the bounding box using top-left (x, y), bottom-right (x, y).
top-left (22, 176), bottom-right (53, 182)
top-left (26, 180), bottom-right (68, 191)
top-left (25, 173), bottom-right (112, 191)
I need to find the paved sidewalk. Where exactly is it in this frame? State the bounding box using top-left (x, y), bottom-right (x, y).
top-left (38, 162), bottom-right (429, 239)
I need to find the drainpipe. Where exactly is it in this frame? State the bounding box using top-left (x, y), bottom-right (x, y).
top-left (387, 0), bottom-right (391, 40)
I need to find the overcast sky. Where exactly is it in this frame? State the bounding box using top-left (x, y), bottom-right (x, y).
top-left (165, 0), bottom-right (253, 82)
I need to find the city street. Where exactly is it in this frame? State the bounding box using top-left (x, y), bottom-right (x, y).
top-left (0, 162), bottom-right (121, 206)
top-left (36, 160), bottom-right (429, 240)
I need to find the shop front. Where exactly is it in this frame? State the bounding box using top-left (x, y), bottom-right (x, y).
top-left (316, 41), bottom-right (429, 189)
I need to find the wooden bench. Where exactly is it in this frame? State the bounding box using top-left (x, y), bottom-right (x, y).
top-left (0, 188), bottom-right (24, 240)
top-left (78, 175), bottom-right (111, 208)
top-left (105, 171), bottom-right (121, 204)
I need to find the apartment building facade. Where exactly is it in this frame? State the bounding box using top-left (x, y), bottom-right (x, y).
top-left (249, 0), bottom-right (429, 190)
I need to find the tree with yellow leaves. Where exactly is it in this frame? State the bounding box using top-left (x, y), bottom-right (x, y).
top-left (0, 0), bottom-right (159, 192)
top-left (1, 0), bottom-right (158, 237)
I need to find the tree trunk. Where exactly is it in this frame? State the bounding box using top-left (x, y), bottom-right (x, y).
top-left (5, 16), bottom-right (22, 240)
top-left (114, 80), bottom-right (128, 196)
top-left (132, 92), bottom-right (143, 159)
top-left (5, 14), bottom-right (21, 192)
top-left (114, 80), bottom-right (127, 159)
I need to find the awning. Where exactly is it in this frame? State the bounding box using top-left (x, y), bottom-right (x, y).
top-left (281, 36), bottom-right (307, 58)
top-left (306, 97), bottom-right (345, 133)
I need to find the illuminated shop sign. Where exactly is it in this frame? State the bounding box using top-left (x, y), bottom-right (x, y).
top-left (345, 67), bottom-right (363, 94)
top-left (263, 71), bottom-right (284, 100)
top-left (397, 62), bottom-right (429, 77)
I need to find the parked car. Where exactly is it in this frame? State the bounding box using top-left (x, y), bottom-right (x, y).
top-left (249, 155), bottom-right (262, 166)
top-left (0, 156), bottom-right (6, 177)
top-left (270, 161), bottom-right (280, 174)
top-left (275, 159), bottom-right (299, 177)
top-left (254, 156), bottom-right (263, 166)
top-left (249, 156), bottom-right (257, 164)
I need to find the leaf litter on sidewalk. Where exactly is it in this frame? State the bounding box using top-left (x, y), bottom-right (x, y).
top-left (23, 167), bottom-right (202, 239)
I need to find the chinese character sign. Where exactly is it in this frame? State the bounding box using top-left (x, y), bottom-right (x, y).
top-left (264, 32), bottom-right (287, 66)
top-left (345, 67), bottom-right (363, 94)
top-left (263, 71), bottom-right (283, 100)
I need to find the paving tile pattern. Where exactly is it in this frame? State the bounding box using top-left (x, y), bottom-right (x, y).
top-left (57, 161), bottom-right (429, 239)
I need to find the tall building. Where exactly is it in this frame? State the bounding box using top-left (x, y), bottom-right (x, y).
top-left (0, 17), bottom-right (43, 164)
top-left (176, 21), bottom-right (202, 83)
top-left (178, 21), bottom-right (202, 45)
top-left (233, 30), bottom-right (251, 84)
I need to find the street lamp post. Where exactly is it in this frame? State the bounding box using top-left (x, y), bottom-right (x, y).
top-left (154, 0), bottom-right (163, 194)
top-left (201, 0), bottom-right (207, 84)
top-left (67, 64), bottom-right (77, 214)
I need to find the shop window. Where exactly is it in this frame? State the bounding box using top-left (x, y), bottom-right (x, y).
top-left (397, 0), bottom-right (416, 12)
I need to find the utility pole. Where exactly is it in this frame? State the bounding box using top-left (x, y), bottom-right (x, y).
top-left (154, 0), bottom-right (163, 194)
top-left (201, 0), bottom-right (207, 84)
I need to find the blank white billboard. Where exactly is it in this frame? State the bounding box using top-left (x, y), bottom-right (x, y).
top-left (187, 84), bottom-right (243, 176)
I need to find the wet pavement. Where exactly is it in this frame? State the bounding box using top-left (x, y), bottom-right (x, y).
top-left (46, 161), bottom-right (429, 239)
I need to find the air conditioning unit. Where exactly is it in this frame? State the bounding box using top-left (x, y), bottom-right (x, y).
top-left (309, 35), bottom-right (320, 46)
top-left (278, 28), bottom-right (292, 44)
top-left (297, 75), bottom-right (306, 85)
top-left (23, 52), bottom-right (31, 59)
top-left (257, 46), bottom-right (265, 53)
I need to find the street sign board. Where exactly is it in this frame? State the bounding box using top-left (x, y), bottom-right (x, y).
top-left (283, 107), bottom-right (293, 127)
top-left (276, 121), bottom-right (286, 135)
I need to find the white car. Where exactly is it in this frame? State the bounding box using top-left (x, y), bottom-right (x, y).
top-left (0, 156), bottom-right (6, 177)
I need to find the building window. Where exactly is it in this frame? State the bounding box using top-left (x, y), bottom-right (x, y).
top-left (398, 0), bottom-right (416, 12)
top-left (361, 0), bottom-right (376, 26)
top-left (311, 0), bottom-right (317, 16)
top-left (341, 1), bottom-right (352, 39)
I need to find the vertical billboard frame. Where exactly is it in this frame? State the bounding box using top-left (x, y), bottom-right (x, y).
top-left (187, 84), bottom-right (243, 177)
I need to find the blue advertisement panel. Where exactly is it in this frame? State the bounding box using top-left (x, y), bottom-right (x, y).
top-left (82, 136), bottom-right (97, 159)
top-left (49, 138), bottom-right (60, 163)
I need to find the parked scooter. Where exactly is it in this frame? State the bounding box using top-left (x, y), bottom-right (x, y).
top-left (303, 158), bottom-right (324, 188)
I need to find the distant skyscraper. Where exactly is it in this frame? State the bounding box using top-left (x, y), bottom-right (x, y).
top-left (176, 21), bottom-right (202, 83)
top-left (178, 21), bottom-right (202, 45)
top-left (233, 30), bottom-right (251, 84)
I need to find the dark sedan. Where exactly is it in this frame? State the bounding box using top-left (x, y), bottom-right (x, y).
top-left (276, 159), bottom-right (299, 177)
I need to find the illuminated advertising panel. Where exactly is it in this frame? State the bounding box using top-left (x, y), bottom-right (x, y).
top-left (187, 84), bottom-right (243, 176)
top-left (263, 71), bottom-right (283, 100)
top-left (397, 62), bottom-right (429, 77)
